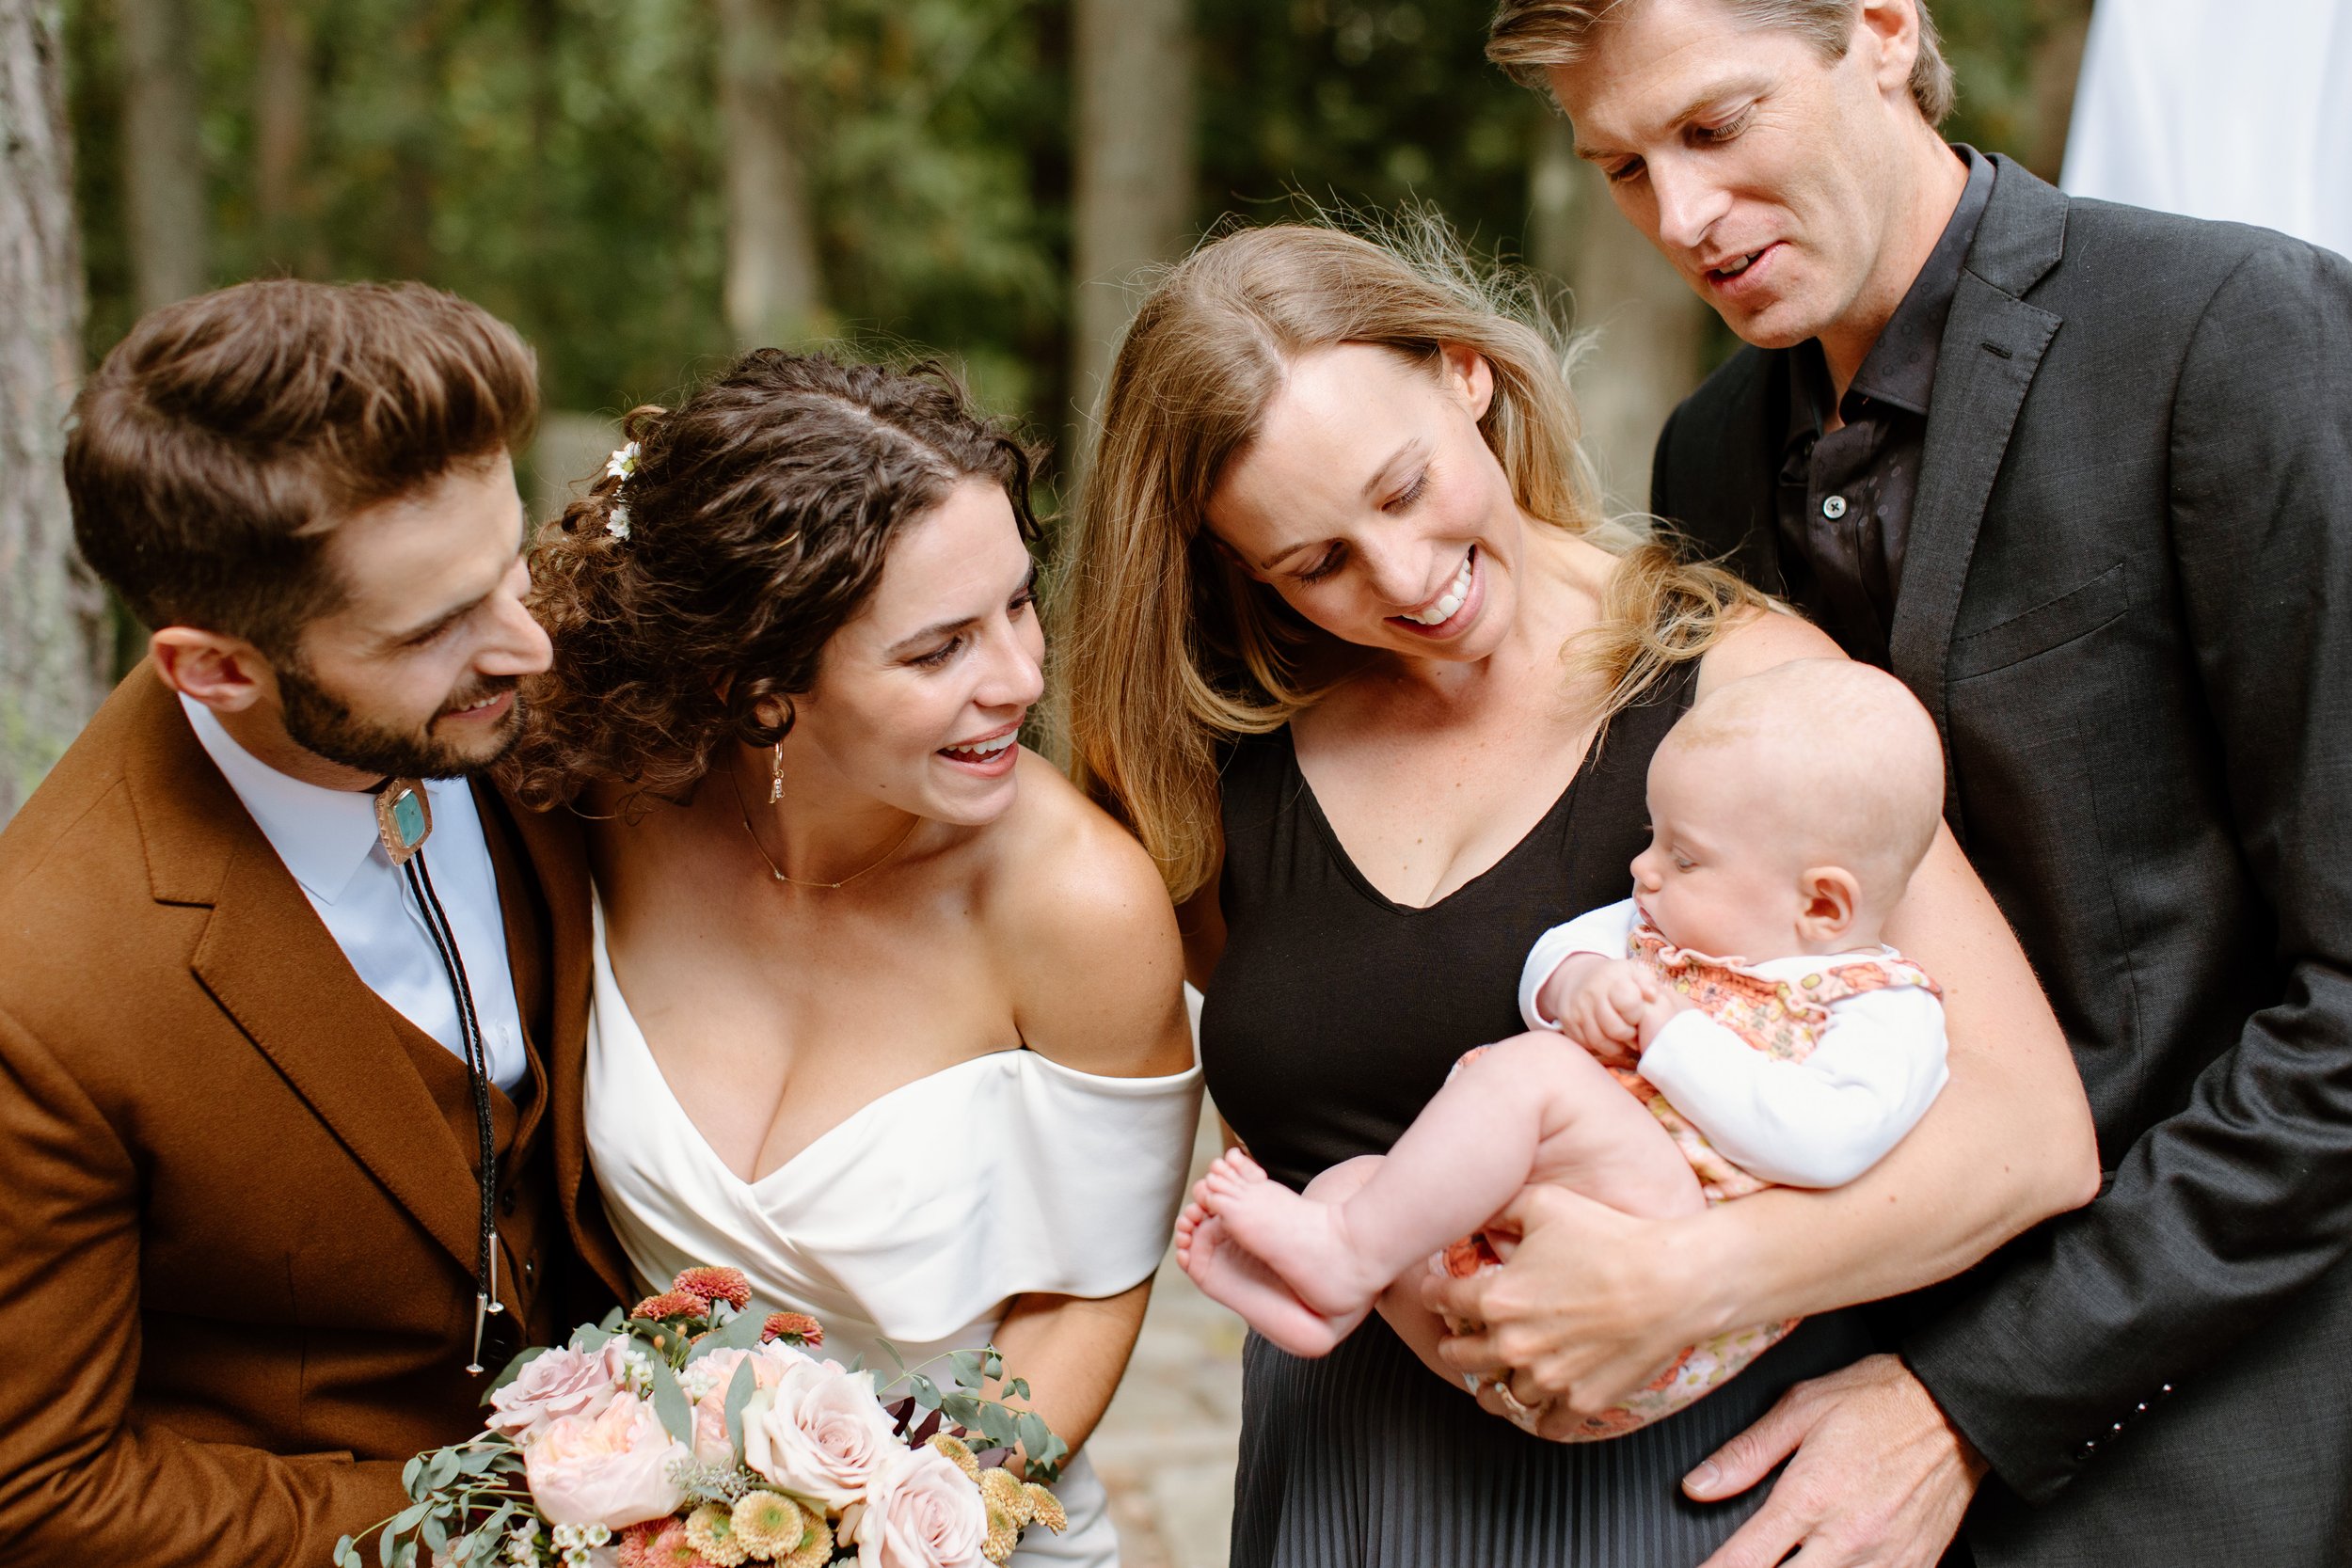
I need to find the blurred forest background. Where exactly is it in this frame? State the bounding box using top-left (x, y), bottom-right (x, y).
top-left (6, 0), bottom-right (2093, 820)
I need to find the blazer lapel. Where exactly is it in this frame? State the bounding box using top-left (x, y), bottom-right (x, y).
top-left (1888, 157), bottom-right (2070, 832)
top-left (124, 672), bottom-right (486, 1275)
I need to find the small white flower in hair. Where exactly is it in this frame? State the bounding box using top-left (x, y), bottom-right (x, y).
top-left (606, 504), bottom-right (631, 541)
top-left (605, 440), bottom-right (641, 482)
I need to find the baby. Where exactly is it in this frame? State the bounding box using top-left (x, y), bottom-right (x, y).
top-left (1175, 658), bottom-right (1952, 1437)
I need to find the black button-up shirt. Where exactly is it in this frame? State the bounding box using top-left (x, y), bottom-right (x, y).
top-left (1775, 146), bottom-right (1994, 669)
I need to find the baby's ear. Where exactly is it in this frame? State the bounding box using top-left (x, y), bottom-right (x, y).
top-left (1797, 866), bottom-right (1862, 942)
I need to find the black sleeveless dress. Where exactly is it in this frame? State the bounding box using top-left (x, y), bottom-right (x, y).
top-left (1201, 662), bottom-right (1878, 1567)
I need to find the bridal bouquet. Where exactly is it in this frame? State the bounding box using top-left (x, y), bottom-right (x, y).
top-left (339, 1267), bottom-right (1069, 1568)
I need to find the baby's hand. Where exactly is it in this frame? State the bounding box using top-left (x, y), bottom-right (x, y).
top-left (1549, 956), bottom-right (1659, 1068)
top-left (1633, 985), bottom-right (1694, 1053)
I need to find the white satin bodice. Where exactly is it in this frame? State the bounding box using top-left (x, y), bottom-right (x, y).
top-left (583, 905), bottom-right (1200, 1566)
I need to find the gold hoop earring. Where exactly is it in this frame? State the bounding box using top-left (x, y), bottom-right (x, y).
top-left (769, 742), bottom-right (784, 803)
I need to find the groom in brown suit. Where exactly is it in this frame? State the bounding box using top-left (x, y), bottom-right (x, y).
top-left (0, 280), bottom-right (628, 1566)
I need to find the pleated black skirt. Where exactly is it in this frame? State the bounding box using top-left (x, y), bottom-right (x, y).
top-left (1230, 1309), bottom-right (1881, 1567)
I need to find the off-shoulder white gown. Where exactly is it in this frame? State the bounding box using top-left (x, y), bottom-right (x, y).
top-left (583, 907), bottom-right (1202, 1567)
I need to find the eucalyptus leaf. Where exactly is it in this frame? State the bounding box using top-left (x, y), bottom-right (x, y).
top-left (422, 1449), bottom-right (461, 1491)
top-left (647, 1359), bottom-right (695, 1447)
top-left (601, 1307), bottom-right (626, 1331)
top-left (983, 1349), bottom-right (1004, 1381)
top-left (457, 1443), bottom-right (507, 1477)
top-left (941, 1392), bottom-right (983, 1428)
top-left (906, 1372), bottom-right (943, 1412)
top-left (977, 1402), bottom-right (1019, 1449)
top-left (1015, 1411), bottom-right (1055, 1463)
top-left (723, 1356), bottom-right (759, 1458)
top-left (874, 1338), bottom-right (908, 1370)
top-left (421, 1513), bottom-right (449, 1555)
top-left (333, 1533), bottom-right (360, 1568)
top-left (947, 1350), bottom-right (984, 1388)
top-left (691, 1297), bottom-right (768, 1360)
top-left (1007, 1377), bottom-right (1030, 1401)
top-left (401, 1455), bottom-right (422, 1495)
top-left (573, 1324), bottom-right (614, 1354)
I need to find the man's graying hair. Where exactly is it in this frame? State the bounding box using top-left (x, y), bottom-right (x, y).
top-left (1487, 0), bottom-right (1956, 127)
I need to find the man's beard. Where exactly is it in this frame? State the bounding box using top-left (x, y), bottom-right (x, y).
top-left (277, 661), bottom-right (524, 781)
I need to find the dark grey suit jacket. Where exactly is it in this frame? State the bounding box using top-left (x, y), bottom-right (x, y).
top-left (1651, 156), bottom-right (2352, 1566)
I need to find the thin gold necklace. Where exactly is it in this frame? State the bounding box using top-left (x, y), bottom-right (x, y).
top-left (730, 763), bottom-right (920, 890)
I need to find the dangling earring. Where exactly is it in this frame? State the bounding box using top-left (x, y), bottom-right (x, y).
top-left (769, 742), bottom-right (784, 804)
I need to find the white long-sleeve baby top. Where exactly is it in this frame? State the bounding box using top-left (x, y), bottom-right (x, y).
top-left (1518, 897), bottom-right (1948, 1189)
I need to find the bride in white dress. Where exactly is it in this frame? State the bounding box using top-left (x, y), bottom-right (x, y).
top-left (510, 353), bottom-right (1200, 1566)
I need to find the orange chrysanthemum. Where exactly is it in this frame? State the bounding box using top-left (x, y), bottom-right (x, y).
top-left (623, 1521), bottom-right (718, 1568)
top-left (761, 1311), bottom-right (824, 1347)
top-left (672, 1266), bottom-right (754, 1311)
top-left (631, 1289), bottom-right (708, 1321)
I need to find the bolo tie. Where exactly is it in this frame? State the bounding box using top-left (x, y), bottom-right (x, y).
top-left (375, 778), bottom-right (505, 1375)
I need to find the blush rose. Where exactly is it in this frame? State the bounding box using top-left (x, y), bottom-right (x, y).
top-left (851, 1446), bottom-right (988, 1568)
top-left (485, 1339), bottom-right (633, 1441)
top-left (741, 1359), bottom-right (903, 1510)
top-left (524, 1394), bottom-right (691, 1529)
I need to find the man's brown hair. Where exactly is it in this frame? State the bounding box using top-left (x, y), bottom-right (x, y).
top-left (67, 278), bottom-right (540, 655)
top-left (1488, 0), bottom-right (1956, 126)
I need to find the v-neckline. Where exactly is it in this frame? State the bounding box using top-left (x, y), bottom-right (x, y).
top-left (1279, 723), bottom-right (1601, 916)
top-left (589, 898), bottom-right (1027, 1190)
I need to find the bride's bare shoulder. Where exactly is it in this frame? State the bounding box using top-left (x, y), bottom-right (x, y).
top-left (976, 749), bottom-right (1192, 1077)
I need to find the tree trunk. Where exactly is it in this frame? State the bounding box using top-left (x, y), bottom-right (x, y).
top-left (1068, 0), bottom-right (1194, 439)
top-left (716, 0), bottom-right (822, 349)
top-left (253, 0), bottom-right (312, 270)
top-left (1530, 115), bottom-right (1708, 516)
top-left (1, 0), bottom-right (109, 826)
top-left (113, 0), bottom-right (207, 309)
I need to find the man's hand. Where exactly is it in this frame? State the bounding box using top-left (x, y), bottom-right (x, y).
top-left (1686, 1354), bottom-right (1986, 1568)
top-left (1425, 1182), bottom-right (1712, 1415)
top-left (1545, 956), bottom-right (1661, 1068)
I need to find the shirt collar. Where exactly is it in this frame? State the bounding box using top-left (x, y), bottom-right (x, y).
top-left (1785, 144), bottom-right (1995, 440)
top-left (179, 694), bottom-right (389, 906)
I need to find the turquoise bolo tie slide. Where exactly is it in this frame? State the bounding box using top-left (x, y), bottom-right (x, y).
top-left (374, 779), bottom-right (433, 865)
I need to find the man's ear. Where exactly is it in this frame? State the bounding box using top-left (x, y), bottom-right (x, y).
top-left (1855, 0), bottom-right (1924, 101)
top-left (151, 627), bottom-right (274, 713)
top-left (1438, 343), bottom-right (1496, 421)
top-left (1796, 865), bottom-right (1862, 942)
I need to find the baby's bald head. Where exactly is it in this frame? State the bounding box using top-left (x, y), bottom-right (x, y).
top-left (1646, 660), bottom-right (1945, 950)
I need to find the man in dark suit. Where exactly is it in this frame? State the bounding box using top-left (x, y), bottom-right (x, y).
top-left (0, 281), bottom-right (629, 1566)
top-left (1469, 1), bottom-right (2352, 1563)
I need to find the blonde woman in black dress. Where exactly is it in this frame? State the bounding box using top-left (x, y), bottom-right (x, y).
top-left (1059, 223), bottom-right (2100, 1567)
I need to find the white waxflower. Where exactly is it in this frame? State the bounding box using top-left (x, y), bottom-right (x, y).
top-left (604, 441), bottom-right (640, 481)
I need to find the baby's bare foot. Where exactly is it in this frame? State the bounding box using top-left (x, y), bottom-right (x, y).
top-left (1199, 1155), bottom-right (1391, 1320)
top-left (1178, 1211), bottom-right (1361, 1358)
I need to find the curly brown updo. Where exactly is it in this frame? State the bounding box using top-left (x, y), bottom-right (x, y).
top-left (504, 349), bottom-right (1041, 813)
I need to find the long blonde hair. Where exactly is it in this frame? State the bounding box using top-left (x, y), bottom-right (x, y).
top-left (1058, 215), bottom-right (1762, 901)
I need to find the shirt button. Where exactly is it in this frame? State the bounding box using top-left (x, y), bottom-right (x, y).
top-left (1822, 495), bottom-right (1850, 520)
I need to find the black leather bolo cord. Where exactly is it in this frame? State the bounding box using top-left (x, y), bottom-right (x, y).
top-left (403, 849), bottom-right (505, 1374)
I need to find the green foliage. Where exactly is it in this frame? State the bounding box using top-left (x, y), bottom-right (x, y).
top-left (60, 0), bottom-right (2089, 460)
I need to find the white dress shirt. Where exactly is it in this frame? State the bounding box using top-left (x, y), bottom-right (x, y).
top-left (1518, 896), bottom-right (1948, 1190)
top-left (183, 695), bottom-right (530, 1092)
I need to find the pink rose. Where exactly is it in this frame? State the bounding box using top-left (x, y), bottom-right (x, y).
top-left (686, 1344), bottom-right (805, 1465)
top-left (523, 1394), bottom-right (691, 1529)
top-left (485, 1339), bottom-right (631, 1440)
top-left (740, 1358), bottom-right (902, 1509)
top-left (851, 1447), bottom-right (988, 1568)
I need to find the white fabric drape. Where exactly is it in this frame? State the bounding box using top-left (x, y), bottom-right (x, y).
top-left (2061, 0), bottom-right (2352, 259)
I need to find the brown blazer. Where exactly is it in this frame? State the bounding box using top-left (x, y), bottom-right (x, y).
top-left (0, 667), bottom-right (631, 1567)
